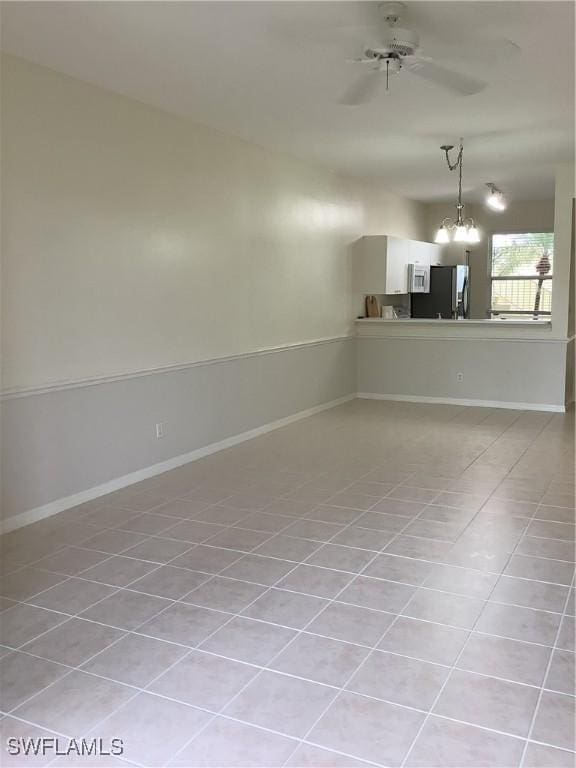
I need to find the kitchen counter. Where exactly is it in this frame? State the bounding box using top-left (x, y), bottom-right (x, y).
top-left (356, 318), bottom-right (552, 327)
top-left (354, 316), bottom-right (565, 342)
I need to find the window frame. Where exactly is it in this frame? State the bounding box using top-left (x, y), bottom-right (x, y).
top-left (487, 229), bottom-right (554, 320)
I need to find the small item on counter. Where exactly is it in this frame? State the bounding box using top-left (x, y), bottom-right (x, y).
top-left (393, 305), bottom-right (409, 319)
top-left (365, 295), bottom-right (380, 318)
top-left (382, 305), bottom-right (395, 319)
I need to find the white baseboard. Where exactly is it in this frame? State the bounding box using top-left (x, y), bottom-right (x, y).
top-left (357, 392), bottom-right (566, 413)
top-left (1, 394), bottom-right (355, 534)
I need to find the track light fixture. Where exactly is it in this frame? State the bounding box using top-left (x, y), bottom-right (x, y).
top-left (485, 183), bottom-right (507, 211)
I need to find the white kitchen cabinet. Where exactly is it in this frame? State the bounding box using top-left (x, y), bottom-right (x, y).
top-left (353, 235), bottom-right (440, 295)
top-left (411, 239), bottom-right (439, 266)
top-left (384, 237), bottom-right (409, 294)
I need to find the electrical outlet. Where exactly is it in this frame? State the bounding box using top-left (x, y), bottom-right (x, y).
top-left (456, 372), bottom-right (464, 382)
top-left (155, 422), bottom-right (166, 439)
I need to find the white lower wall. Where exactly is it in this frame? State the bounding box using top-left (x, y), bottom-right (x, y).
top-left (4, 332), bottom-right (571, 531)
top-left (1, 337), bottom-right (355, 529)
top-left (566, 338), bottom-right (575, 406)
top-left (356, 336), bottom-right (568, 411)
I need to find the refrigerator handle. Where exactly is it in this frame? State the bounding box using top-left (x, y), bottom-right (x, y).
top-left (462, 275), bottom-right (469, 318)
top-left (451, 269), bottom-right (458, 317)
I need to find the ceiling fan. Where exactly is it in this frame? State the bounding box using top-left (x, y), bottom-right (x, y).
top-left (341, 2), bottom-right (496, 105)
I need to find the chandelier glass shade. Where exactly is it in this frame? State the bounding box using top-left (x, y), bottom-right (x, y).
top-left (434, 139), bottom-right (480, 245)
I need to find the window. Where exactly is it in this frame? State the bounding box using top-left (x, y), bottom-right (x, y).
top-left (490, 232), bottom-right (554, 319)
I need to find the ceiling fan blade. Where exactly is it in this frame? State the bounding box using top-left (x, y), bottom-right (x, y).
top-left (339, 70), bottom-right (382, 106)
top-left (267, 2), bottom-right (384, 48)
top-left (427, 37), bottom-right (521, 64)
top-left (404, 56), bottom-right (487, 96)
top-left (346, 57), bottom-right (381, 65)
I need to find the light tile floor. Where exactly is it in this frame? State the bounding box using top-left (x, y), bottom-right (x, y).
top-left (1, 400), bottom-right (575, 767)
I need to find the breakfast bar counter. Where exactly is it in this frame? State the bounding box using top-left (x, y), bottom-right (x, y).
top-left (354, 318), bottom-right (570, 411)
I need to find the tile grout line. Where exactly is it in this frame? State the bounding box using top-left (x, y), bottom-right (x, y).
top-left (36, 529), bottom-right (304, 768)
top-left (2, 515), bottom-right (286, 730)
top-left (274, 404), bottom-right (548, 766)
top-left (277, 486), bottom-right (458, 765)
top-left (4, 485), bottom-right (573, 681)
top-left (8, 496), bottom-right (305, 657)
top-left (9, 608), bottom-right (575, 704)
top-left (278, 405), bottom-right (542, 766)
top-left (5, 539), bottom-right (209, 666)
top-left (310, 417), bottom-right (540, 763)
top-left (11, 537), bottom-right (576, 613)
top-left (6, 648), bottom-right (574, 768)
top-left (517, 569), bottom-right (576, 767)
top-left (163, 465), bottom-right (433, 767)
top-left (5, 530), bottom-right (574, 661)
top-left (34, 468), bottom-right (397, 766)
top-left (10, 523), bottom-right (576, 594)
top-left (7, 523), bottom-right (568, 656)
top-left (2, 402), bottom-right (573, 766)
top-left (399, 416), bottom-right (566, 768)
top-left (6, 462), bottom-right (572, 582)
top-left (4, 610), bottom-right (570, 657)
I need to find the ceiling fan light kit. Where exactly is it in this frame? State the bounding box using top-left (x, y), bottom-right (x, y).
top-left (434, 139), bottom-right (481, 245)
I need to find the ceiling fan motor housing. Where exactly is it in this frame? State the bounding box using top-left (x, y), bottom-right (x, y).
top-left (366, 27), bottom-right (420, 58)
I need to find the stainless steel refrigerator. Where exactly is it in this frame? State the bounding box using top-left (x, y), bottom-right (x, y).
top-left (411, 265), bottom-right (469, 319)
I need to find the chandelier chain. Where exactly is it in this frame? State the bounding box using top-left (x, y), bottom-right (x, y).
top-left (457, 141), bottom-right (463, 222)
top-left (435, 138), bottom-right (479, 245)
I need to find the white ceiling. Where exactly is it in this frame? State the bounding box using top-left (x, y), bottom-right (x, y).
top-left (1, 1), bottom-right (574, 202)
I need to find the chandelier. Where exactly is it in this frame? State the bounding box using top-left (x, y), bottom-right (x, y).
top-left (434, 139), bottom-right (480, 244)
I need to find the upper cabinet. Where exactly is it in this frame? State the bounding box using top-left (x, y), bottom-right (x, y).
top-left (353, 235), bottom-right (441, 295)
top-left (385, 237), bottom-right (411, 294)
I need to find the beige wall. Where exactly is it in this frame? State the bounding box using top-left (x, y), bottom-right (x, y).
top-left (1, 55), bottom-right (428, 394)
top-left (1, 54), bottom-right (431, 525)
top-left (359, 180), bottom-right (427, 241)
top-left (426, 199), bottom-right (556, 320)
top-left (1, 55), bottom-right (572, 528)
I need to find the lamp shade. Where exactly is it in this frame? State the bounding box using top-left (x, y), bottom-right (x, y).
top-left (434, 225), bottom-right (450, 244)
top-left (454, 225), bottom-right (468, 242)
top-left (466, 225), bottom-right (480, 243)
